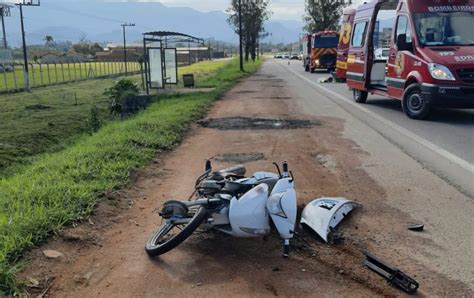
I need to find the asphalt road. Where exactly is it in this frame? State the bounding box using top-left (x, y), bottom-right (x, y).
top-left (275, 58), bottom-right (474, 197)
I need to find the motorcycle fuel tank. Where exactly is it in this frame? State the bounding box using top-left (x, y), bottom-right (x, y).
top-left (300, 197), bottom-right (359, 242)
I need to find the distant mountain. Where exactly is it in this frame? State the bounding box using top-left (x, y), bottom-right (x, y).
top-left (2, 0), bottom-right (302, 47)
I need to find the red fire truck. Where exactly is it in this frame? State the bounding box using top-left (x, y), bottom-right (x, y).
top-left (347, 0), bottom-right (474, 119)
top-left (308, 31), bottom-right (339, 73)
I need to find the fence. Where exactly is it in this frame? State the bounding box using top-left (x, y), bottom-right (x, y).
top-left (0, 61), bottom-right (142, 93)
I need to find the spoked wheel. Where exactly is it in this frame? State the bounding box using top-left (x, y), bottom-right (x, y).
top-left (145, 206), bottom-right (208, 257)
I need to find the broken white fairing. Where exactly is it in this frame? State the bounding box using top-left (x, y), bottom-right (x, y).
top-left (300, 198), bottom-right (359, 242)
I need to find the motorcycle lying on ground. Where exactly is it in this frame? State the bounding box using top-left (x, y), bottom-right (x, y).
top-left (145, 161), bottom-right (297, 257)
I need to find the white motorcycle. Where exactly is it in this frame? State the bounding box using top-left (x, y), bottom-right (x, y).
top-left (145, 161), bottom-right (298, 257)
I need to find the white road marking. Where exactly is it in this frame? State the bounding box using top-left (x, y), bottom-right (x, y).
top-left (283, 62), bottom-right (474, 174)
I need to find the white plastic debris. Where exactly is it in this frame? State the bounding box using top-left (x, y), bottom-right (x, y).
top-left (300, 197), bottom-right (359, 242)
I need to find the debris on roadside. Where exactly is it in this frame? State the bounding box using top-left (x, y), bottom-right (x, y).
top-left (363, 251), bottom-right (419, 294)
top-left (42, 250), bottom-right (64, 259)
top-left (37, 276), bottom-right (55, 298)
top-left (319, 77), bottom-right (334, 83)
top-left (272, 266), bottom-right (281, 272)
top-left (73, 271), bottom-right (94, 286)
top-left (300, 198), bottom-right (360, 242)
top-left (407, 224), bottom-right (424, 232)
top-left (26, 277), bottom-right (41, 288)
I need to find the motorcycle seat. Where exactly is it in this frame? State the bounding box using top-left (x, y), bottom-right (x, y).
top-left (257, 177), bottom-right (278, 193)
top-left (221, 181), bottom-right (253, 197)
top-left (222, 177), bottom-right (279, 198)
top-left (210, 165), bottom-right (246, 181)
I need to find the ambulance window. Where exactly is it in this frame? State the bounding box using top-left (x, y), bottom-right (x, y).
top-left (352, 21), bottom-right (368, 47)
top-left (396, 15), bottom-right (412, 43)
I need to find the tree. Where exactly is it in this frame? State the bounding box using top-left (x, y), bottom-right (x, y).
top-left (43, 35), bottom-right (54, 48)
top-left (227, 0), bottom-right (271, 62)
top-left (304, 0), bottom-right (351, 32)
top-left (71, 42), bottom-right (103, 57)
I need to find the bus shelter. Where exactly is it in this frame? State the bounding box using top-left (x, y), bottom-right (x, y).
top-left (143, 31), bottom-right (204, 94)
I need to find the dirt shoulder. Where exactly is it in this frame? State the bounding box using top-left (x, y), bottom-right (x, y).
top-left (19, 62), bottom-right (472, 297)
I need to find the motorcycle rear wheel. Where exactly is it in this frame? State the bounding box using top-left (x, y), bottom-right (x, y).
top-left (145, 207), bottom-right (208, 256)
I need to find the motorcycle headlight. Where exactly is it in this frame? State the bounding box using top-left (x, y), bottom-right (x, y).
top-left (428, 63), bottom-right (455, 81)
top-left (267, 193), bottom-right (287, 218)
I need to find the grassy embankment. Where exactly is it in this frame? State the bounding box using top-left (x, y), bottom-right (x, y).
top-left (0, 59), bottom-right (230, 173)
top-left (0, 58), bottom-right (261, 293)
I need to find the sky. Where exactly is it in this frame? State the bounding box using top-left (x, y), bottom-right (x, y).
top-left (139, 0), bottom-right (364, 21)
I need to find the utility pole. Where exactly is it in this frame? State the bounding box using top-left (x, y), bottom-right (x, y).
top-left (188, 38), bottom-right (191, 65)
top-left (238, 0), bottom-right (244, 72)
top-left (16, 0), bottom-right (40, 92)
top-left (208, 38), bottom-right (211, 60)
top-left (121, 22), bottom-right (135, 75)
top-left (0, 4), bottom-right (11, 49)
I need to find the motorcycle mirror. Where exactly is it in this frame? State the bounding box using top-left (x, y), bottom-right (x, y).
top-left (273, 162), bottom-right (282, 177)
top-left (289, 171), bottom-right (295, 183)
top-left (205, 160), bottom-right (212, 172)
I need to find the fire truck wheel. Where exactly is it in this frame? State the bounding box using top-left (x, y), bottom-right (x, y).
top-left (402, 84), bottom-right (432, 120)
top-left (310, 68), bottom-right (315, 73)
top-left (353, 89), bottom-right (368, 103)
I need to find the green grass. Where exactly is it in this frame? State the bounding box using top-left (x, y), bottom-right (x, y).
top-left (0, 58), bottom-right (262, 293)
top-left (178, 59), bottom-right (230, 87)
top-left (0, 60), bottom-right (234, 174)
top-left (0, 62), bottom-right (141, 92)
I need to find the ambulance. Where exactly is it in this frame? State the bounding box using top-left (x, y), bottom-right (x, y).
top-left (346, 0), bottom-right (474, 119)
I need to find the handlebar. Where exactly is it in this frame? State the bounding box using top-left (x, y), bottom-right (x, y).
top-left (184, 197), bottom-right (223, 208)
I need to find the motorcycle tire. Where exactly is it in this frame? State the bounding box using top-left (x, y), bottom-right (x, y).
top-left (145, 207), bottom-right (208, 256)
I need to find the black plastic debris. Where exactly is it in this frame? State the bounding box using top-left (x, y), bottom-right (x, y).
top-left (408, 224), bottom-right (424, 232)
top-left (363, 251), bottom-right (419, 294)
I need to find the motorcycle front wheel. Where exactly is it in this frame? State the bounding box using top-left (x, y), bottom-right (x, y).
top-left (145, 207), bottom-right (208, 256)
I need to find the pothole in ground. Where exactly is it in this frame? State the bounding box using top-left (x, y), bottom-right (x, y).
top-left (214, 152), bottom-right (266, 164)
top-left (199, 117), bottom-right (320, 130)
top-left (234, 90), bottom-right (258, 94)
top-left (254, 96), bottom-right (291, 100)
top-left (253, 74), bottom-right (277, 78)
top-left (253, 78), bottom-right (284, 83)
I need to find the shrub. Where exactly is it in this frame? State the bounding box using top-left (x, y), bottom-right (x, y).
top-left (104, 79), bottom-right (140, 116)
top-left (86, 106), bottom-right (101, 134)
